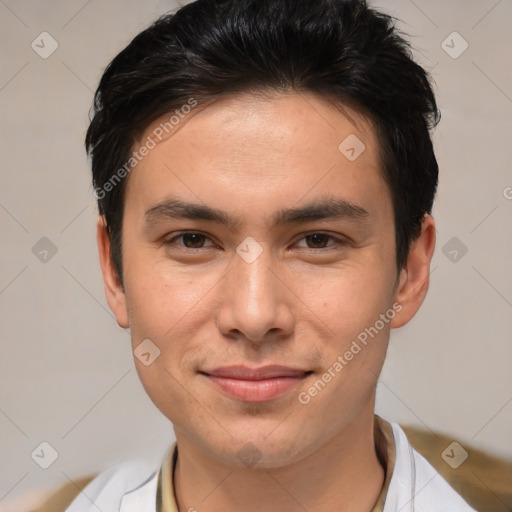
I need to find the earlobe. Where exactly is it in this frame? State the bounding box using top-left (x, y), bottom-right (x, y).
top-left (391, 214), bottom-right (436, 329)
top-left (96, 216), bottom-right (129, 328)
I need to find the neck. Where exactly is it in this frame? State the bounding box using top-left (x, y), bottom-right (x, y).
top-left (173, 408), bottom-right (386, 512)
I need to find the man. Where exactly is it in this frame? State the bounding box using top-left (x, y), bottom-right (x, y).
top-left (66, 0), bottom-right (477, 510)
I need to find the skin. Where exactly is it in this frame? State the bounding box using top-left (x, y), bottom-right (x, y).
top-left (97, 91), bottom-right (436, 512)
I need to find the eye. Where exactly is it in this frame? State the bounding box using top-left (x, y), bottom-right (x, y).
top-left (294, 233), bottom-right (343, 249)
top-left (165, 232), bottom-right (216, 249)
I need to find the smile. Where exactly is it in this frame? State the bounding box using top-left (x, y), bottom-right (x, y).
top-left (200, 365), bottom-right (312, 403)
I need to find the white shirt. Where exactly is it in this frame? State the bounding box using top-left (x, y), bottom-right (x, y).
top-left (65, 422), bottom-right (477, 512)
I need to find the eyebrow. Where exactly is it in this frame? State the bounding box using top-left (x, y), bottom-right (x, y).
top-left (145, 199), bottom-right (235, 228)
top-left (272, 197), bottom-right (369, 225)
top-left (144, 197), bottom-right (370, 229)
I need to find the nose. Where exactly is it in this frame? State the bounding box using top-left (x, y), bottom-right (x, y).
top-left (216, 247), bottom-right (295, 343)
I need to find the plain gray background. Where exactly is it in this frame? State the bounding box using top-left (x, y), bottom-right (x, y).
top-left (1, 0), bottom-right (511, 510)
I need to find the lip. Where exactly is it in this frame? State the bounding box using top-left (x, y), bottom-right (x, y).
top-left (201, 365), bottom-right (312, 403)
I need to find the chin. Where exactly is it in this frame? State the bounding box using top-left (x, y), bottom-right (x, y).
top-left (198, 424), bottom-right (318, 470)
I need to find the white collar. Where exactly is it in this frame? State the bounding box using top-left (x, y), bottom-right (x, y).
top-left (66, 422), bottom-right (476, 512)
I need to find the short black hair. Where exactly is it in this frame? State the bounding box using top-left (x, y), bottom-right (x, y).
top-left (86, 0), bottom-right (440, 284)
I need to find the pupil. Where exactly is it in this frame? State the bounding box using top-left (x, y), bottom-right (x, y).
top-left (308, 234), bottom-right (327, 248)
top-left (183, 233), bottom-right (204, 248)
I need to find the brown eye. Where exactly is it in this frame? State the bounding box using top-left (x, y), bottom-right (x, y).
top-left (304, 234), bottom-right (332, 248)
top-left (164, 232), bottom-right (215, 249)
top-left (181, 233), bottom-right (208, 248)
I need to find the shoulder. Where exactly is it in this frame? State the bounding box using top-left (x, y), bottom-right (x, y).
top-left (388, 423), bottom-right (477, 512)
top-left (61, 458), bottom-right (157, 512)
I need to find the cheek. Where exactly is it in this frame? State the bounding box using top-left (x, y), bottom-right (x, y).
top-left (124, 257), bottom-right (216, 340)
top-left (125, 270), bottom-right (209, 415)
top-left (295, 262), bottom-right (395, 341)
top-left (124, 263), bottom-right (219, 390)
top-left (134, 357), bottom-right (207, 432)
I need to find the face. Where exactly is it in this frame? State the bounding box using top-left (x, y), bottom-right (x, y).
top-left (98, 91), bottom-right (433, 468)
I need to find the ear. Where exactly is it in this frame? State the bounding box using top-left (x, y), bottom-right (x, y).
top-left (97, 216), bottom-right (129, 328)
top-left (391, 214), bottom-right (436, 328)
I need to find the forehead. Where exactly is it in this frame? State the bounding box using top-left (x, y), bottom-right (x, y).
top-left (124, 91), bottom-right (389, 221)
top-left (140, 91), bottom-right (378, 159)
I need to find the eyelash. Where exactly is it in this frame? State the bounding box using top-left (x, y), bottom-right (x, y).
top-left (163, 231), bottom-right (347, 251)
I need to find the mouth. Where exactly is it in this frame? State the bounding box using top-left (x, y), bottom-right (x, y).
top-left (200, 365), bottom-right (313, 403)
